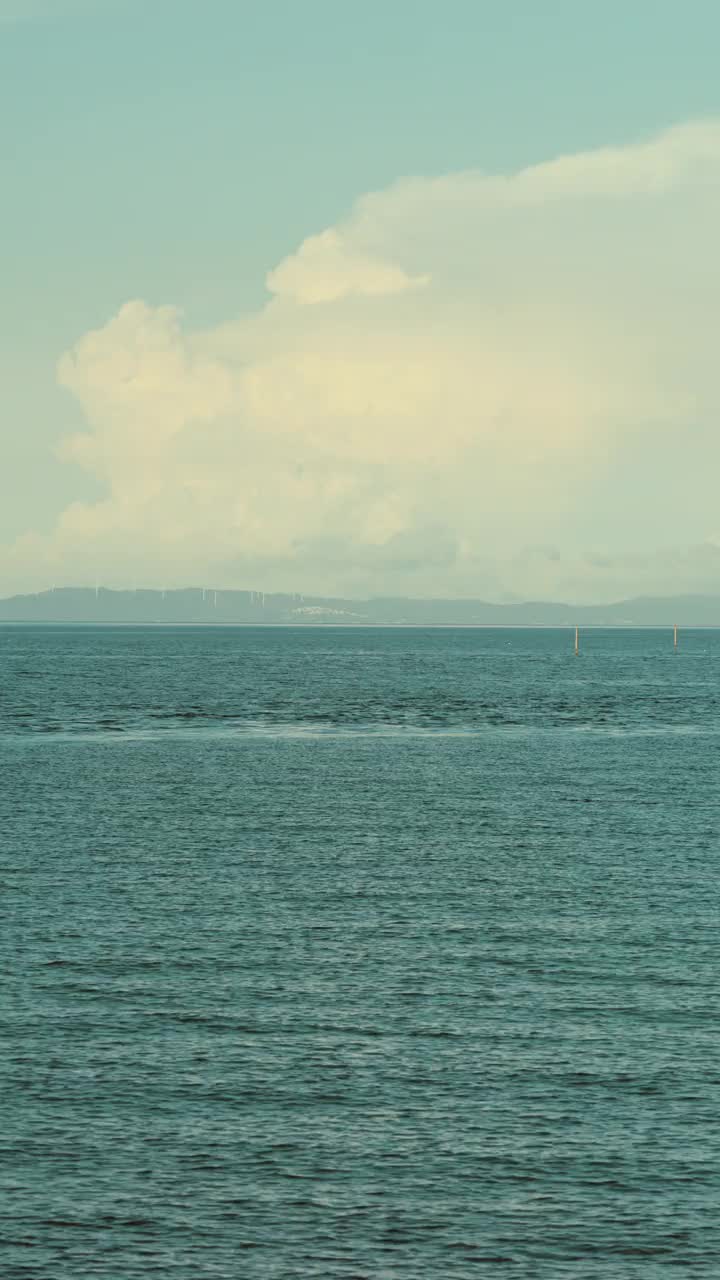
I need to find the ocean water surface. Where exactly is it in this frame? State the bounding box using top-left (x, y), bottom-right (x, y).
top-left (2, 625), bottom-right (719, 1277)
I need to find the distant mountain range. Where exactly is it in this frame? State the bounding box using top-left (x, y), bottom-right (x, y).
top-left (1, 587), bottom-right (720, 625)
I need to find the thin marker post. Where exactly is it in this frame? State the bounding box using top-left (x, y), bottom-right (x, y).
top-left (575, 625), bottom-right (579, 656)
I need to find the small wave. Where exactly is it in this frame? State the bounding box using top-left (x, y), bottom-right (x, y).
top-left (2, 718), bottom-right (718, 743)
top-left (0, 722), bottom-right (487, 744)
top-left (569, 724), bottom-right (716, 737)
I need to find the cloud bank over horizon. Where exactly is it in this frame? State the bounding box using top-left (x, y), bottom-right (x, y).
top-left (5, 120), bottom-right (720, 603)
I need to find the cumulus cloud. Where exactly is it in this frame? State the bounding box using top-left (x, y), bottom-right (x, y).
top-left (5, 120), bottom-right (720, 601)
top-left (267, 228), bottom-right (430, 304)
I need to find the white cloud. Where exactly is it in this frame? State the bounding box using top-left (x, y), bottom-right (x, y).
top-left (267, 228), bottom-right (429, 305)
top-left (5, 120), bottom-right (720, 601)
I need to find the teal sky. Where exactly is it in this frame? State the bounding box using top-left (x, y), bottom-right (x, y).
top-left (4, 0), bottom-right (720, 599)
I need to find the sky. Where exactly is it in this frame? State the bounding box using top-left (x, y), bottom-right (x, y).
top-left (3, 0), bottom-right (720, 602)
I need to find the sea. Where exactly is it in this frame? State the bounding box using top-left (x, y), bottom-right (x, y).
top-left (2, 624), bottom-right (719, 1278)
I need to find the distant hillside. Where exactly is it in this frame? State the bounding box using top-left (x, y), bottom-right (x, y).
top-left (1, 587), bottom-right (720, 625)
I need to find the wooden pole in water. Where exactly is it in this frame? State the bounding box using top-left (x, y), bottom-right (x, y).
top-left (574, 625), bottom-right (579, 656)
top-left (674, 623), bottom-right (678, 651)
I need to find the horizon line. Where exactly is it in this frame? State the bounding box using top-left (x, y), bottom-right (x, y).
top-left (0, 584), bottom-right (718, 610)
